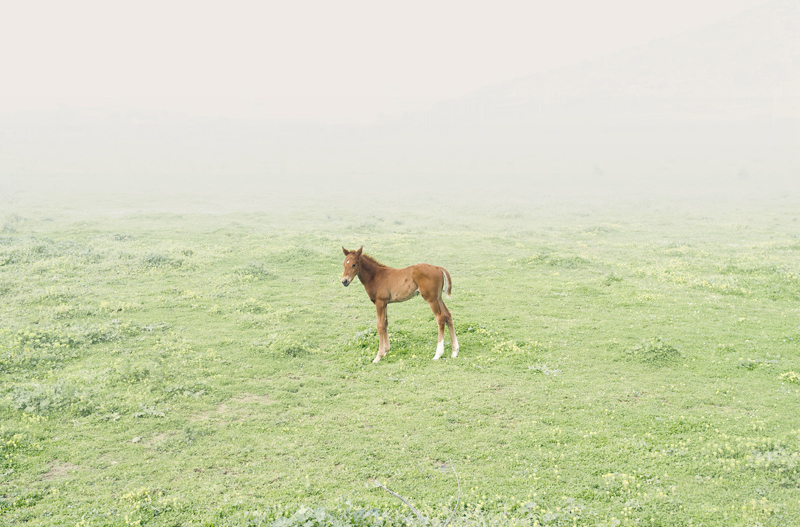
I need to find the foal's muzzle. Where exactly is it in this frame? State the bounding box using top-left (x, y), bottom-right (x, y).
top-left (341, 278), bottom-right (350, 287)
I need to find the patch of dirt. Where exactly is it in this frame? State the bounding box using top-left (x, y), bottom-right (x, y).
top-left (189, 394), bottom-right (273, 423)
top-left (42, 462), bottom-right (80, 480)
top-left (189, 411), bottom-right (212, 422)
top-left (146, 432), bottom-right (175, 447)
top-left (216, 394), bottom-right (273, 416)
top-left (231, 394), bottom-right (273, 405)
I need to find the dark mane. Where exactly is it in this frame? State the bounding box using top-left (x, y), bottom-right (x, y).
top-left (361, 253), bottom-right (388, 268)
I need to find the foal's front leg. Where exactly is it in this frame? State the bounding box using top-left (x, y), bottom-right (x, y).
top-left (373, 300), bottom-right (389, 363)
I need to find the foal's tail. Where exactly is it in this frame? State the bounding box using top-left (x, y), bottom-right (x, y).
top-left (439, 267), bottom-right (453, 298)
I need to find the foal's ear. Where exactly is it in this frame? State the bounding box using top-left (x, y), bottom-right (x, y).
top-left (356, 247), bottom-right (363, 257)
top-left (342, 247), bottom-right (349, 256)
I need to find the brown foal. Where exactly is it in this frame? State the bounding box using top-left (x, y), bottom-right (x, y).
top-left (341, 247), bottom-right (459, 363)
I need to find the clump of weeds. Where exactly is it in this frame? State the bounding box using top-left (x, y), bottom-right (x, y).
top-left (625, 337), bottom-right (682, 364)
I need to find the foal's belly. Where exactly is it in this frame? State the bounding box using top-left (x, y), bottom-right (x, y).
top-left (390, 288), bottom-right (419, 303)
top-left (387, 274), bottom-right (419, 303)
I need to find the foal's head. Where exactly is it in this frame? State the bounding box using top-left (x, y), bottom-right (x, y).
top-left (341, 246), bottom-right (363, 287)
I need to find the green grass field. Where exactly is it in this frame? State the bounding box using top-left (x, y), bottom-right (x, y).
top-left (2, 190), bottom-right (800, 526)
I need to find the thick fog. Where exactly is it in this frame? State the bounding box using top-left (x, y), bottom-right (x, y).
top-left (1, 0), bottom-right (797, 200)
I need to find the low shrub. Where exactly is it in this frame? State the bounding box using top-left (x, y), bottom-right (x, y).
top-left (625, 337), bottom-right (681, 364)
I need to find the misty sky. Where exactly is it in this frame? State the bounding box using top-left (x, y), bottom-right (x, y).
top-left (2, 0), bottom-right (771, 123)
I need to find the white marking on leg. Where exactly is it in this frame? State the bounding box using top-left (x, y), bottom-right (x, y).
top-left (451, 337), bottom-right (460, 358)
top-left (433, 339), bottom-right (445, 360)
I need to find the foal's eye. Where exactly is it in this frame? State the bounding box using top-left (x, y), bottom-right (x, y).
top-left (352, 264), bottom-right (356, 268)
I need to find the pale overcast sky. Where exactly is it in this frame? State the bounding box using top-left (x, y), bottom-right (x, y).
top-left (1, 0), bottom-right (770, 122)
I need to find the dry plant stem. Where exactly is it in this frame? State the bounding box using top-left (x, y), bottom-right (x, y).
top-left (443, 459), bottom-right (461, 527)
top-left (373, 460), bottom-right (460, 527)
top-left (373, 479), bottom-right (428, 524)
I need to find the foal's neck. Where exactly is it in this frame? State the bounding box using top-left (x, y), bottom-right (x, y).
top-left (358, 255), bottom-right (384, 286)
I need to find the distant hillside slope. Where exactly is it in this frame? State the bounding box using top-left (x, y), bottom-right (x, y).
top-left (1, 1), bottom-right (798, 194)
top-left (474, 0), bottom-right (799, 102)
top-left (384, 0), bottom-right (799, 162)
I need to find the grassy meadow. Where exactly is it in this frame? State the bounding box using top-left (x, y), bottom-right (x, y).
top-left (2, 189), bottom-right (800, 526)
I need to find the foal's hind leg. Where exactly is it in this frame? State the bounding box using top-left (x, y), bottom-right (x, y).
top-left (444, 301), bottom-right (459, 358)
top-left (420, 273), bottom-right (458, 360)
top-left (437, 297), bottom-right (459, 358)
top-left (424, 297), bottom-right (448, 360)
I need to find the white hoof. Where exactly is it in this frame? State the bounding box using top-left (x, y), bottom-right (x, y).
top-left (451, 348), bottom-right (459, 358)
top-left (373, 356), bottom-right (381, 364)
top-left (433, 341), bottom-right (444, 360)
